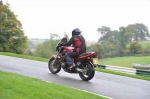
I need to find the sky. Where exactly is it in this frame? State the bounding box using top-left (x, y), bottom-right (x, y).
top-left (2, 0), bottom-right (150, 42)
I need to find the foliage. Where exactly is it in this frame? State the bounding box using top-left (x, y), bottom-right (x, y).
top-left (101, 41), bottom-right (125, 58)
top-left (96, 26), bottom-right (128, 58)
top-left (26, 49), bottom-right (33, 56)
top-left (125, 23), bottom-right (150, 41)
top-left (0, 1), bottom-right (27, 54)
top-left (97, 24), bottom-right (149, 43)
top-left (123, 31), bottom-right (133, 43)
top-left (97, 26), bottom-right (112, 41)
top-left (123, 49), bottom-right (131, 56)
top-left (27, 40), bottom-right (36, 49)
top-left (97, 26), bottom-right (121, 44)
top-left (129, 42), bottom-right (142, 54)
top-left (34, 40), bottom-right (58, 58)
top-left (34, 33), bottom-right (60, 58)
top-left (87, 43), bottom-right (103, 58)
top-left (119, 26), bottom-right (126, 49)
top-left (96, 23), bottom-right (149, 58)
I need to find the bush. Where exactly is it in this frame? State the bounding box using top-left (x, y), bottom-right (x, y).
top-left (87, 43), bottom-right (103, 59)
top-left (129, 42), bottom-right (142, 54)
top-left (34, 40), bottom-right (58, 58)
top-left (111, 51), bottom-right (120, 57)
top-left (123, 49), bottom-right (131, 56)
top-left (103, 53), bottom-right (110, 58)
top-left (26, 49), bottom-right (33, 56)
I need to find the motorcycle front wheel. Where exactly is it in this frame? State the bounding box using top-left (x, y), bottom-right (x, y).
top-left (48, 58), bottom-right (61, 74)
top-left (79, 62), bottom-right (95, 81)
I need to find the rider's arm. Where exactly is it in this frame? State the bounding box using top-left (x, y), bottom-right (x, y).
top-left (61, 37), bottom-right (74, 46)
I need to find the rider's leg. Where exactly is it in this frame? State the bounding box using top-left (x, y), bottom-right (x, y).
top-left (64, 52), bottom-right (78, 69)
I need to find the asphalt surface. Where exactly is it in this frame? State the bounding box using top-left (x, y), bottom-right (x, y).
top-left (0, 55), bottom-right (150, 99)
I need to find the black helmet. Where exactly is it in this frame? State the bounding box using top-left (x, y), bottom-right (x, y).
top-left (72, 28), bottom-right (82, 36)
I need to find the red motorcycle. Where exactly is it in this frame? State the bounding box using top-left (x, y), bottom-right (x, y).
top-left (48, 38), bottom-right (99, 81)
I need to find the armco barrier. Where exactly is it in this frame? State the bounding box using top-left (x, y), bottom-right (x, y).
top-left (132, 63), bottom-right (150, 70)
top-left (98, 64), bottom-right (150, 76)
top-left (136, 70), bottom-right (150, 76)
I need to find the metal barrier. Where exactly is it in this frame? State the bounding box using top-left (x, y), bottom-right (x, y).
top-left (132, 63), bottom-right (150, 70)
top-left (98, 64), bottom-right (150, 76)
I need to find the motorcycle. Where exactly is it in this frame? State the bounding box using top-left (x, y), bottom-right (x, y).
top-left (48, 37), bottom-right (99, 81)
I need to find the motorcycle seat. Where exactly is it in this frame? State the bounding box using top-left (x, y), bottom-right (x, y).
top-left (79, 52), bottom-right (91, 56)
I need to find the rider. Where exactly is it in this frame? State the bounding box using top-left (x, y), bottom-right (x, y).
top-left (59, 28), bottom-right (86, 70)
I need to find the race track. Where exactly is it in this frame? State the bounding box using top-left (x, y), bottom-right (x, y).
top-left (0, 55), bottom-right (150, 99)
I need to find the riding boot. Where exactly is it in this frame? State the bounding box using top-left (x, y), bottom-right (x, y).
top-left (69, 63), bottom-right (76, 70)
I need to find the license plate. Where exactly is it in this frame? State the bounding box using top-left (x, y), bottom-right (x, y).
top-left (93, 58), bottom-right (99, 65)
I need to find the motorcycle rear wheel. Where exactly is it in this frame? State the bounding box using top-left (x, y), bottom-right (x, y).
top-left (79, 62), bottom-right (95, 81)
top-left (48, 58), bottom-right (61, 74)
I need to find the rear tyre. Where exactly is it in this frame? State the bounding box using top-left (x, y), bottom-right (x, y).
top-left (48, 58), bottom-right (61, 74)
top-left (79, 62), bottom-right (95, 81)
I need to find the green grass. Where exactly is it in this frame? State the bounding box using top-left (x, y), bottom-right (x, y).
top-left (140, 41), bottom-right (150, 48)
top-left (99, 56), bottom-right (150, 68)
top-left (0, 52), bottom-right (49, 62)
top-left (95, 68), bottom-right (150, 81)
top-left (127, 41), bottom-right (150, 49)
top-left (0, 70), bottom-right (107, 99)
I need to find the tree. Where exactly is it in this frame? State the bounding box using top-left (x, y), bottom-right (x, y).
top-left (50, 33), bottom-right (60, 40)
top-left (111, 30), bottom-right (120, 40)
top-left (97, 26), bottom-right (111, 41)
top-left (135, 23), bottom-right (150, 41)
top-left (50, 33), bottom-right (60, 51)
top-left (101, 41), bottom-right (123, 57)
top-left (87, 43), bottom-right (103, 58)
top-left (124, 31), bottom-right (133, 43)
top-left (126, 24), bottom-right (138, 41)
top-left (26, 49), bottom-right (33, 56)
top-left (0, 1), bottom-right (27, 54)
top-left (126, 23), bottom-right (150, 42)
top-left (27, 40), bottom-right (36, 49)
top-left (119, 26), bottom-right (126, 49)
top-left (35, 33), bottom-right (60, 58)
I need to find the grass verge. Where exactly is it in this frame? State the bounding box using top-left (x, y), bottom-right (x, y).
top-left (99, 56), bottom-right (150, 68)
top-left (0, 52), bottom-right (150, 81)
top-left (0, 70), bottom-right (107, 99)
top-left (95, 68), bottom-right (150, 81)
top-left (0, 52), bottom-right (49, 62)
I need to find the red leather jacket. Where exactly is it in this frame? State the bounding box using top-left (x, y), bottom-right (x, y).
top-left (61, 35), bottom-right (86, 55)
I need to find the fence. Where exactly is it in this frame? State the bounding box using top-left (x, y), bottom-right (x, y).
top-left (98, 64), bottom-right (150, 77)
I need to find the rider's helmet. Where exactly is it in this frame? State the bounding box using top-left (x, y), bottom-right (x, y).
top-left (72, 28), bottom-right (82, 36)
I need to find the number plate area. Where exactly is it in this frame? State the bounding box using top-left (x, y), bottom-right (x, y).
top-left (93, 58), bottom-right (99, 65)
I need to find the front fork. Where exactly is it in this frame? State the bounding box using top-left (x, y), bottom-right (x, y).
top-left (50, 54), bottom-right (61, 66)
top-left (51, 53), bottom-right (60, 61)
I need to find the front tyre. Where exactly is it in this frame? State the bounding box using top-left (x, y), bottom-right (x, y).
top-left (79, 62), bottom-right (95, 81)
top-left (48, 58), bottom-right (61, 74)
